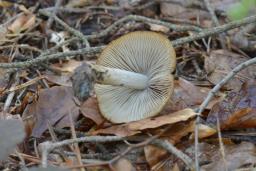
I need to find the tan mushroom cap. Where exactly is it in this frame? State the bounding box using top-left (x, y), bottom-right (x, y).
top-left (95, 31), bottom-right (176, 123)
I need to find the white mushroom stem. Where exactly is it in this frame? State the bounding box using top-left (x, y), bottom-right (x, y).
top-left (89, 63), bottom-right (148, 89)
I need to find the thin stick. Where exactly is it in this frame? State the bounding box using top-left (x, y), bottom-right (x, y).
top-left (152, 139), bottom-right (194, 170)
top-left (40, 10), bottom-right (90, 47)
top-left (39, 11), bottom-right (202, 40)
top-left (216, 116), bottom-right (228, 171)
top-left (0, 15), bottom-right (256, 69)
top-left (40, 126), bottom-right (194, 170)
top-left (46, 0), bottom-right (63, 28)
top-left (172, 15), bottom-right (256, 46)
top-left (0, 46), bottom-right (104, 68)
top-left (68, 112), bottom-right (85, 171)
top-left (203, 0), bottom-right (226, 48)
top-left (44, 6), bottom-right (121, 13)
top-left (41, 136), bottom-right (124, 167)
top-left (194, 57), bottom-right (256, 171)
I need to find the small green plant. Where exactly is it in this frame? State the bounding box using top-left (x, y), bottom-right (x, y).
top-left (227, 0), bottom-right (256, 20)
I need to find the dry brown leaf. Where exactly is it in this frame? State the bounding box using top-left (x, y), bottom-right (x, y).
top-left (161, 78), bottom-right (223, 114)
top-left (144, 145), bottom-right (169, 171)
top-left (207, 80), bottom-right (256, 130)
top-left (8, 13), bottom-right (36, 34)
top-left (160, 1), bottom-right (210, 23)
top-left (45, 73), bottom-right (72, 87)
top-left (201, 142), bottom-right (256, 171)
top-left (22, 86), bottom-right (79, 137)
top-left (204, 50), bottom-right (256, 91)
top-left (80, 97), bottom-right (105, 125)
top-left (112, 158), bottom-right (136, 171)
top-left (197, 124), bottom-right (216, 139)
top-left (51, 60), bottom-right (83, 73)
top-left (162, 121), bottom-right (215, 144)
top-left (189, 123), bottom-right (216, 139)
top-left (144, 121), bottom-right (215, 171)
top-left (92, 108), bottom-right (196, 137)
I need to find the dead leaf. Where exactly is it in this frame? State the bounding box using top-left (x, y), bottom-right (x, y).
top-left (45, 73), bottom-right (72, 87)
top-left (144, 121), bottom-right (216, 171)
top-left (112, 158), bottom-right (136, 171)
top-left (80, 97), bottom-right (105, 125)
top-left (204, 50), bottom-right (256, 91)
top-left (161, 78), bottom-right (223, 113)
top-left (144, 145), bottom-right (169, 171)
top-left (160, 1), bottom-right (210, 23)
top-left (189, 123), bottom-right (216, 139)
top-left (23, 86), bottom-right (79, 137)
top-left (201, 142), bottom-right (256, 171)
top-left (92, 108), bottom-right (196, 137)
top-left (207, 80), bottom-right (256, 130)
top-left (0, 119), bottom-right (25, 160)
top-left (8, 13), bottom-right (36, 34)
top-left (51, 60), bottom-right (82, 73)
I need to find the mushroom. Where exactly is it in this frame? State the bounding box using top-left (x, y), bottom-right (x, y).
top-left (73, 31), bottom-right (176, 123)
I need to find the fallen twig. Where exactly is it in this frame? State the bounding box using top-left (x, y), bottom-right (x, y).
top-left (40, 10), bottom-right (90, 47)
top-left (172, 15), bottom-right (256, 46)
top-left (0, 46), bottom-right (104, 68)
top-left (203, 0), bottom-right (226, 49)
top-left (40, 127), bottom-right (195, 170)
top-left (0, 15), bottom-right (255, 69)
top-left (46, 0), bottom-right (63, 28)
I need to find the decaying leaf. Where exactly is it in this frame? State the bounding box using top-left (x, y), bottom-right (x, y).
top-left (0, 119), bottom-right (25, 160)
top-left (112, 158), bottom-right (136, 171)
top-left (144, 145), bottom-right (169, 171)
top-left (207, 80), bottom-right (256, 130)
top-left (80, 97), bottom-right (105, 125)
top-left (23, 86), bottom-right (79, 137)
top-left (51, 60), bottom-right (82, 73)
top-left (204, 50), bottom-right (256, 91)
top-left (8, 13), bottom-right (36, 34)
top-left (144, 122), bottom-right (216, 171)
top-left (160, 1), bottom-right (210, 24)
top-left (93, 108), bottom-right (196, 137)
top-left (161, 78), bottom-right (223, 113)
top-left (45, 73), bottom-right (72, 87)
top-left (201, 142), bottom-right (256, 171)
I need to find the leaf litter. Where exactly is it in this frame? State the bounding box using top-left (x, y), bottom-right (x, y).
top-left (0, 0), bottom-right (256, 170)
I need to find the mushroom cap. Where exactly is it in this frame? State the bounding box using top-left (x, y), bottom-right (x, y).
top-left (95, 31), bottom-right (176, 123)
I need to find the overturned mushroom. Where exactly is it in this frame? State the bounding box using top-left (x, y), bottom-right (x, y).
top-left (72, 31), bottom-right (176, 123)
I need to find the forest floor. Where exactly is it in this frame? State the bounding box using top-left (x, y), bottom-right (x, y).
top-left (0, 0), bottom-right (256, 171)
